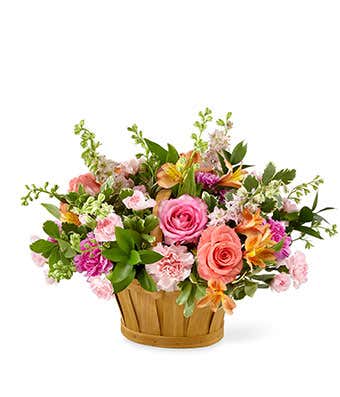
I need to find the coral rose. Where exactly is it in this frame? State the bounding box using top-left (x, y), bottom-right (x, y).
top-left (68, 173), bottom-right (101, 196)
top-left (197, 225), bottom-right (243, 283)
top-left (158, 194), bottom-right (208, 244)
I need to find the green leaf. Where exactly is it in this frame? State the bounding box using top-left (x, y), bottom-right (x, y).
top-left (295, 226), bottom-right (323, 239)
top-left (108, 268), bottom-right (136, 293)
top-left (127, 250), bottom-right (141, 265)
top-left (57, 239), bottom-right (76, 258)
top-left (217, 152), bottom-right (228, 174)
top-left (141, 233), bottom-right (156, 244)
top-left (179, 166), bottom-right (196, 196)
top-left (43, 220), bottom-right (60, 239)
top-left (272, 238), bottom-right (285, 252)
top-left (299, 206), bottom-right (314, 223)
top-left (166, 144), bottom-right (179, 163)
top-left (137, 269), bottom-right (157, 292)
top-left (245, 281), bottom-right (258, 297)
top-left (48, 246), bottom-right (60, 265)
top-left (262, 162), bottom-right (276, 185)
top-left (195, 284), bottom-right (206, 300)
top-left (201, 191), bottom-right (218, 212)
top-left (317, 207), bottom-right (335, 213)
top-left (115, 227), bottom-right (134, 253)
top-left (102, 246), bottom-right (129, 263)
top-left (30, 239), bottom-right (56, 257)
top-left (243, 175), bottom-right (259, 192)
top-left (230, 141), bottom-right (247, 165)
top-left (109, 263), bottom-right (134, 283)
top-left (119, 188), bottom-right (134, 200)
top-left (139, 250), bottom-right (163, 264)
top-left (312, 192), bottom-right (319, 211)
top-left (261, 198), bottom-right (276, 213)
top-left (251, 274), bottom-right (275, 283)
top-left (143, 215), bottom-right (159, 233)
top-left (233, 286), bottom-right (246, 300)
top-left (273, 169), bottom-right (296, 184)
top-left (183, 286), bottom-right (196, 317)
top-left (41, 203), bottom-right (60, 219)
top-left (145, 138), bottom-right (168, 163)
top-left (176, 282), bottom-right (193, 305)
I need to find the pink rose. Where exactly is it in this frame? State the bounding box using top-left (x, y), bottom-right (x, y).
top-left (88, 276), bottom-right (113, 299)
top-left (270, 273), bottom-right (291, 292)
top-left (94, 212), bottom-right (123, 242)
top-left (282, 198), bottom-right (298, 213)
top-left (122, 189), bottom-right (156, 211)
top-left (197, 225), bottom-right (243, 283)
top-left (283, 251), bottom-right (308, 288)
top-left (158, 195), bottom-right (208, 244)
top-left (68, 173), bottom-right (101, 196)
top-left (145, 243), bottom-right (194, 291)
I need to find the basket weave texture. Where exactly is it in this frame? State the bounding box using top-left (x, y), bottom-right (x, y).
top-left (116, 280), bottom-right (224, 348)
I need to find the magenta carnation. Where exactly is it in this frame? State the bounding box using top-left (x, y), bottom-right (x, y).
top-left (196, 171), bottom-right (220, 189)
top-left (74, 233), bottom-right (113, 277)
top-left (268, 218), bottom-right (292, 261)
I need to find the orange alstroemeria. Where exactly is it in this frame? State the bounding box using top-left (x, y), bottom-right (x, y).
top-left (197, 279), bottom-right (236, 315)
top-left (60, 203), bottom-right (81, 226)
top-left (236, 208), bottom-right (266, 237)
top-left (151, 189), bottom-right (172, 243)
top-left (218, 166), bottom-right (247, 189)
top-left (243, 224), bottom-right (276, 269)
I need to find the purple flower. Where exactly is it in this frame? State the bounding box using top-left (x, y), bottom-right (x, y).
top-left (74, 233), bottom-right (113, 277)
top-left (196, 172), bottom-right (220, 189)
top-left (268, 218), bottom-right (292, 261)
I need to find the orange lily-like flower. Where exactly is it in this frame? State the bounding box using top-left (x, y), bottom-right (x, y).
top-left (197, 279), bottom-right (236, 315)
top-left (243, 224), bottom-right (276, 269)
top-left (218, 165), bottom-right (247, 189)
top-left (236, 208), bottom-right (266, 237)
top-left (157, 150), bottom-right (201, 188)
top-left (60, 203), bottom-right (81, 226)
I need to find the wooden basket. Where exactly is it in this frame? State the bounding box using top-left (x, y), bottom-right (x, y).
top-left (116, 280), bottom-right (224, 348)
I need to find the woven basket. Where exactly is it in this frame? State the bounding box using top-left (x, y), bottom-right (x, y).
top-left (116, 280), bottom-right (224, 348)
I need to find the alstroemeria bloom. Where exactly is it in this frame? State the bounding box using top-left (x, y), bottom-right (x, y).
top-left (243, 225), bottom-right (276, 269)
top-left (236, 208), bottom-right (266, 237)
top-left (218, 166), bottom-right (247, 189)
top-left (60, 203), bottom-right (81, 226)
top-left (197, 279), bottom-right (236, 315)
top-left (122, 189), bottom-right (156, 210)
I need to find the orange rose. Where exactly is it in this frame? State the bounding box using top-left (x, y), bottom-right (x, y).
top-left (197, 225), bottom-right (243, 284)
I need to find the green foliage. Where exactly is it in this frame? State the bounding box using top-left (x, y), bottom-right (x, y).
top-left (191, 107), bottom-right (212, 153)
top-left (273, 168), bottom-right (296, 184)
top-left (244, 281), bottom-right (258, 297)
top-left (166, 144), bottom-right (179, 163)
top-left (43, 221), bottom-right (60, 239)
top-left (41, 203), bottom-right (60, 219)
top-left (48, 258), bottom-right (75, 282)
top-left (176, 279), bottom-right (207, 318)
top-left (230, 141), bottom-right (247, 165)
top-left (127, 124), bottom-right (150, 157)
top-left (74, 120), bottom-right (101, 173)
top-left (262, 162), bottom-right (276, 185)
top-left (144, 138), bottom-right (168, 164)
top-left (137, 268), bottom-right (157, 292)
top-left (261, 198), bottom-right (276, 213)
top-left (178, 166), bottom-right (196, 196)
top-left (201, 191), bottom-right (218, 212)
top-left (139, 250), bottom-right (163, 264)
top-left (107, 267), bottom-right (136, 293)
top-left (30, 239), bottom-right (56, 257)
top-left (243, 175), bottom-right (259, 192)
top-left (288, 175), bottom-right (324, 203)
top-left (21, 182), bottom-right (62, 206)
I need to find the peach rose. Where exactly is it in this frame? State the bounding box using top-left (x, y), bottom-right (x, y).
top-left (197, 225), bottom-right (243, 283)
top-left (68, 173), bottom-right (101, 196)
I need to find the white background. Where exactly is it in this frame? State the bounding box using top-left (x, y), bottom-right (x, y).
top-left (1, 1), bottom-right (339, 396)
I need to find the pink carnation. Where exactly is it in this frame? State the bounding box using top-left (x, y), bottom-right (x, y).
top-left (158, 195), bottom-right (208, 244)
top-left (74, 233), bottom-right (113, 277)
top-left (270, 273), bottom-right (291, 292)
top-left (122, 189), bottom-right (156, 211)
top-left (94, 212), bottom-right (123, 242)
top-left (283, 251), bottom-right (308, 288)
top-left (88, 276), bottom-right (113, 299)
top-left (145, 243), bottom-right (194, 291)
top-left (69, 173), bottom-right (101, 196)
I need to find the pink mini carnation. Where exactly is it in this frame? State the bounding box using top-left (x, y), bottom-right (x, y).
top-left (270, 273), bottom-right (291, 292)
top-left (145, 243), bottom-right (194, 292)
top-left (122, 189), bottom-right (156, 211)
top-left (283, 251), bottom-right (308, 288)
top-left (74, 233), bottom-right (113, 277)
top-left (94, 212), bottom-right (123, 242)
top-left (69, 173), bottom-right (101, 196)
top-left (158, 195), bottom-right (208, 244)
top-left (88, 276), bottom-right (113, 299)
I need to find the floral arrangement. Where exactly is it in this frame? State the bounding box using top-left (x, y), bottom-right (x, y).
top-left (22, 109), bottom-right (337, 317)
